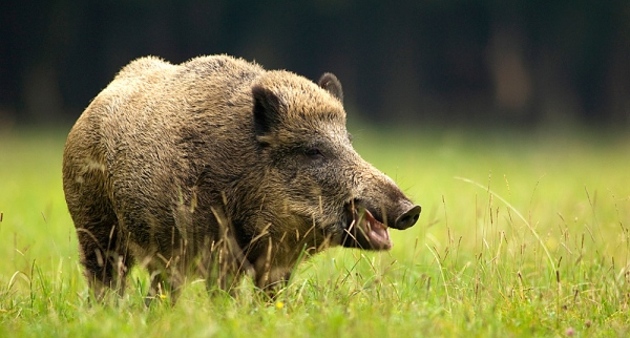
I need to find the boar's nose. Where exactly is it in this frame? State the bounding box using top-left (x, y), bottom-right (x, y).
top-left (394, 205), bottom-right (421, 230)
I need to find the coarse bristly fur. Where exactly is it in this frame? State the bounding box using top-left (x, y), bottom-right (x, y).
top-left (62, 54), bottom-right (421, 303)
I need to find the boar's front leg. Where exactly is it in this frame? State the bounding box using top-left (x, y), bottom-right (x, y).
top-left (252, 238), bottom-right (294, 298)
top-left (201, 234), bottom-right (254, 296)
top-left (144, 262), bottom-right (184, 306)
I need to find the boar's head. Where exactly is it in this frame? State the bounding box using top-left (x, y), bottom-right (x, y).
top-left (250, 71), bottom-right (420, 251)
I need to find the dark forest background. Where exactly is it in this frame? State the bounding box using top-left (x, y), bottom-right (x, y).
top-left (1, 0), bottom-right (629, 128)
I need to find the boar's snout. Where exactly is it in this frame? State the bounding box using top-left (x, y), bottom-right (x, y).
top-left (340, 165), bottom-right (421, 249)
top-left (393, 203), bottom-right (421, 230)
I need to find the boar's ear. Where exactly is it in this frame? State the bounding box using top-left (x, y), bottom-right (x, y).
top-left (318, 72), bottom-right (343, 103)
top-left (252, 85), bottom-right (281, 142)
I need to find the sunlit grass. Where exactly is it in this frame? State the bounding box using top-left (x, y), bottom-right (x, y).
top-left (1, 126), bottom-right (629, 337)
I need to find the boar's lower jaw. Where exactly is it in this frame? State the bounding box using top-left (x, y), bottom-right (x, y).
top-left (361, 209), bottom-right (392, 250)
top-left (342, 207), bottom-right (392, 251)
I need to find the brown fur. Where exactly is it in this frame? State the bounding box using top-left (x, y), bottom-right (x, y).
top-left (62, 54), bottom-right (420, 302)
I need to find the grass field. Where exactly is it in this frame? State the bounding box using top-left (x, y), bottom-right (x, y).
top-left (1, 126), bottom-right (629, 337)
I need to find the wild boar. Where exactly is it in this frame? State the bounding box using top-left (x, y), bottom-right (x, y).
top-left (62, 55), bottom-right (421, 301)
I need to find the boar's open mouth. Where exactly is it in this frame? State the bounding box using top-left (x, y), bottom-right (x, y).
top-left (341, 200), bottom-right (392, 251)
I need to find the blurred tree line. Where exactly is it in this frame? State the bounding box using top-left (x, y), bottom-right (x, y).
top-left (1, 0), bottom-right (629, 128)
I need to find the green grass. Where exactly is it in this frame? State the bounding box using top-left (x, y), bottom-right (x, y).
top-left (1, 126), bottom-right (629, 337)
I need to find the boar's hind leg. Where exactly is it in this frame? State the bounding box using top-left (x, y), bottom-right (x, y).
top-left (64, 133), bottom-right (134, 300)
top-left (74, 206), bottom-right (133, 300)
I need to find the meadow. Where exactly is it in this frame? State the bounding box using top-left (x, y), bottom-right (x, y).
top-left (1, 125), bottom-right (629, 337)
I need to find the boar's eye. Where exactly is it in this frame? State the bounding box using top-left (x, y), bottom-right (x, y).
top-left (303, 147), bottom-right (324, 161)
